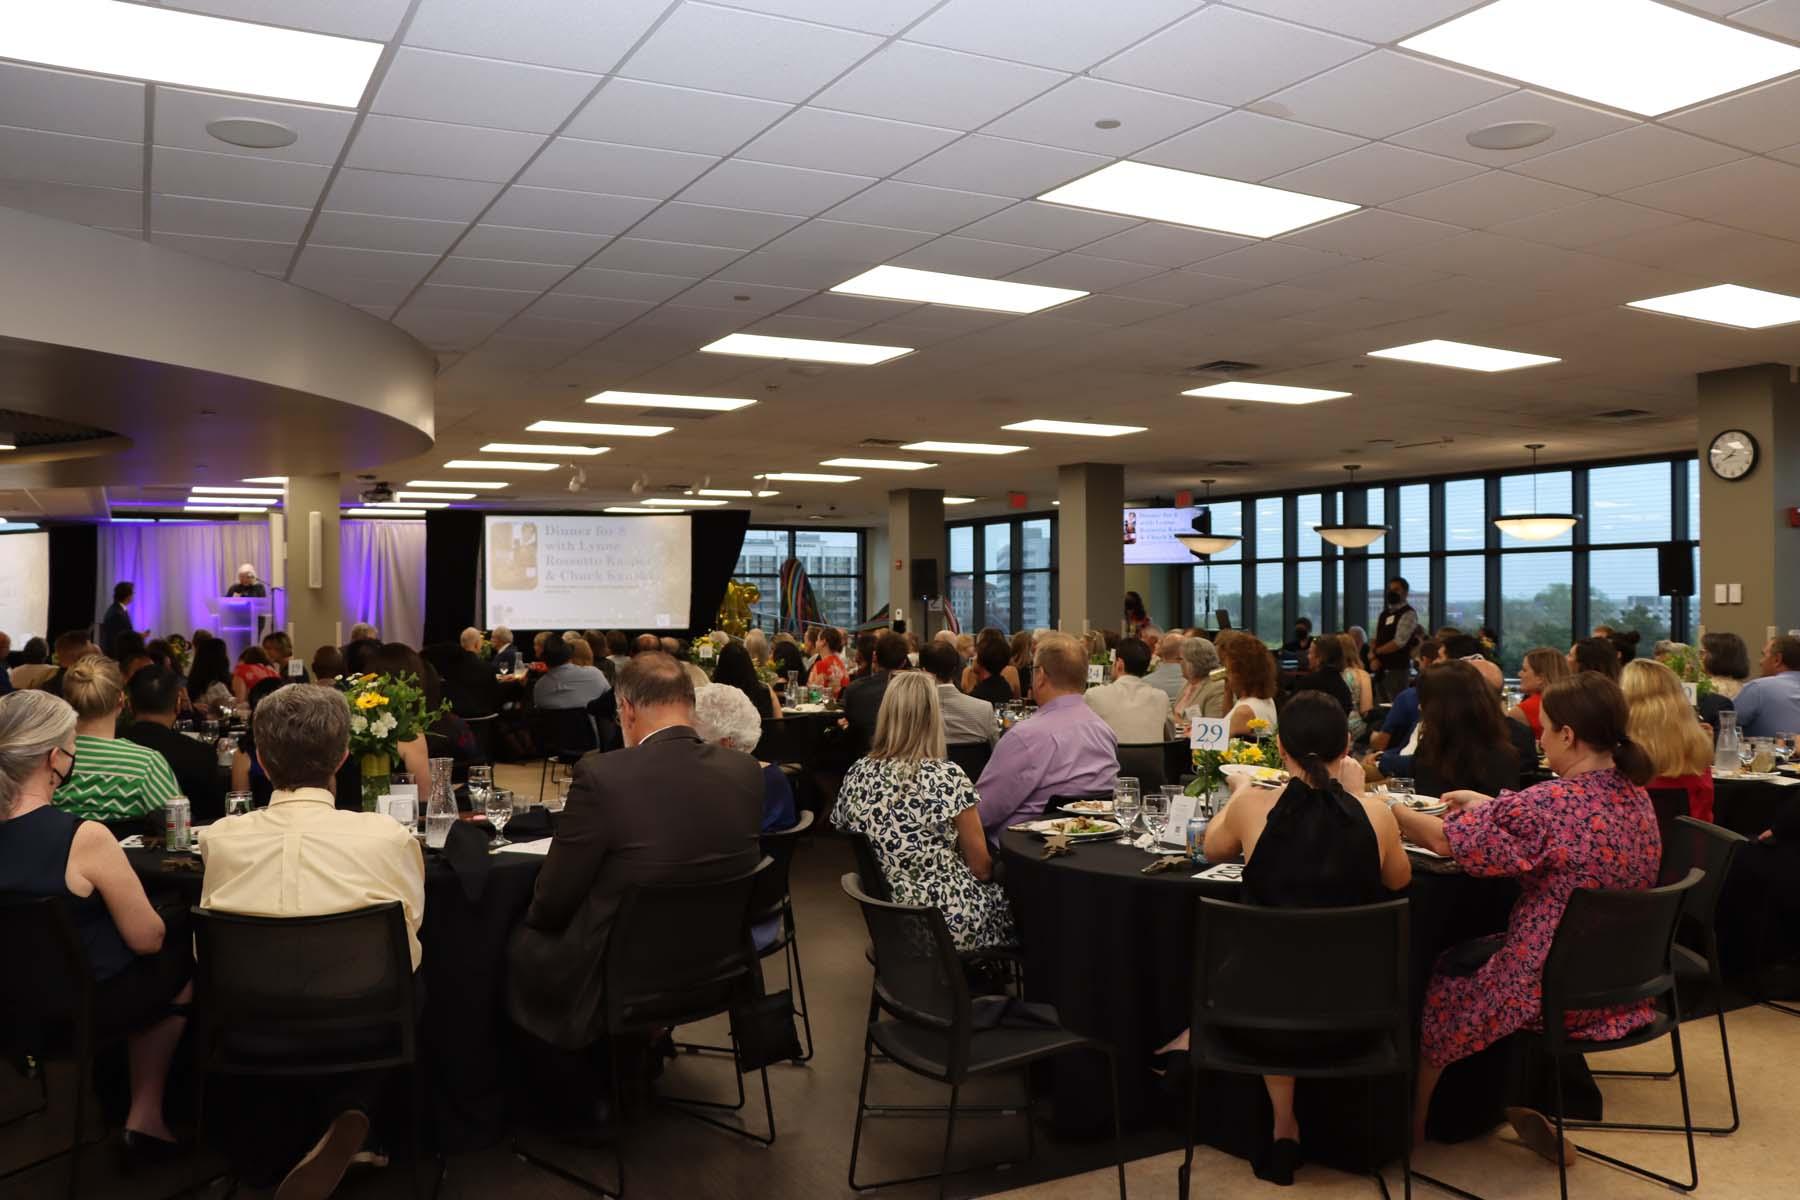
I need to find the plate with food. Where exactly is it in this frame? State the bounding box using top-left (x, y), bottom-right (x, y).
top-left (1014, 816), bottom-right (1125, 840)
top-left (1220, 764), bottom-right (1288, 785)
top-left (1058, 799), bottom-right (1116, 816)
top-left (1393, 794), bottom-right (1447, 816)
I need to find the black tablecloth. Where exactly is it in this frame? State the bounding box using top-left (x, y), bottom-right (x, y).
top-left (1712, 775), bottom-right (1799, 840)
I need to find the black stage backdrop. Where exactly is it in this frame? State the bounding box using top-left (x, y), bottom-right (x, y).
top-left (423, 509), bottom-right (749, 645)
top-left (47, 524), bottom-right (98, 640)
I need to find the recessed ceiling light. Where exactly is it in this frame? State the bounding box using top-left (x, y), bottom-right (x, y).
top-left (192, 485), bottom-right (284, 495)
top-left (637, 498), bottom-right (728, 507)
top-left (1093, 118), bottom-right (1122, 130)
top-left (183, 504), bottom-right (268, 513)
top-left (585, 390), bottom-right (757, 411)
top-left (603, 507), bottom-right (683, 515)
top-left (0, 521), bottom-right (40, 531)
top-left (943, 496), bottom-right (978, 505)
top-left (367, 500), bottom-right (447, 509)
top-left (395, 491), bottom-right (475, 501)
top-left (819, 457), bottom-right (937, 471)
top-left (206, 117), bottom-right (297, 149)
top-left (698, 333), bottom-right (914, 366)
top-left (901, 441), bottom-right (1029, 456)
top-left (186, 497), bottom-right (277, 506)
top-left (694, 489), bottom-right (781, 498)
top-left (0, 438), bottom-right (15, 451)
top-left (760, 472), bottom-right (860, 483)
top-left (1001, 419), bottom-right (1147, 437)
top-left (408, 479), bottom-right (507, 490)
top-left (241, 476), bottom-right (287, 484)
top-left (527, 420), bottom-right (674, 437)
top-left (1401, 0), bottom-right (1800, 117)
top-left (442, 459), bottom-right (559, 471)
top-left (481, 442), bottom-right (610, 456)
top-left (1625, 284), bottom-right (1800, 330)
top-left (344, 507), bottom-right (424, 517)
top-left (1038, 160), bottom-right (1358, 239)
top-left (1182, 382), bottom-right (1352, 405)
top-left (5, 0), bottom-right (382, 107)
top-left (1465, 120), bottom-right (1555, 150)
top-left (1367, 339), bottom-right (1560, 373)
top-left (830, 265), bottom-right (1086, 314)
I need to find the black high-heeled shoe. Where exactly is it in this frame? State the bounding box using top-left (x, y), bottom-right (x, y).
top-left (1252, 1137), bottom-right (1301, 1187)
top-left (119, 1129), bottom-right (187, 1173)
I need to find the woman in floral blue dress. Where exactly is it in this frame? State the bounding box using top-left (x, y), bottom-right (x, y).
top-left (1390, 672), bottom-right (1660, 1161)
top-left (833, 671), bottom-right (1015, 951)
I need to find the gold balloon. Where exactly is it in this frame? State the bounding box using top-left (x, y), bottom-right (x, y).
top-left (716, 579), bottom-right (760, 636)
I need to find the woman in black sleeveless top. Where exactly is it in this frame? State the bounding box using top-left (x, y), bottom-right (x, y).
top-left (0, 691), bottom-right (192, 1162)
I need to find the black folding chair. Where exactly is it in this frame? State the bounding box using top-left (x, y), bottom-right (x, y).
top-left (189, 902), bottom-right (439, 1200)
top-left (514, 860), bottom-right (774, 1197)
top-left (946, 741), bottom-right (992, 780)
top-left (1645, 786), bottom-right (1691, 846)
top-left (1180, 897), bottom-right (1413, 1200)
top-left (841, 873), bottom-right (1127, 1199)
top-left (1417, 869), bottom-right (1704, 1200)
top-left (529, 705), bottom-right (599, 803)
top-left (1116, 743), bottom-right (1168, 792)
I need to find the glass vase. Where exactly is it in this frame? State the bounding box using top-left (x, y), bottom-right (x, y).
top-left (359, 751), bottom-right (391, 813)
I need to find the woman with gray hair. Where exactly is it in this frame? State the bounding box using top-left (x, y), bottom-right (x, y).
top-left (692, 682), bottom-right (795, 833)
top-left (0, 691), bottom-right (192, 1160)
top-left (1174, 635), bottom-right (1228, 720)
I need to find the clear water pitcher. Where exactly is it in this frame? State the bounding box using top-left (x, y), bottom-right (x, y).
top-left (425, 756), bottom-right (457, 849)
top-left (1713, 709), bottom-right (1741, 774)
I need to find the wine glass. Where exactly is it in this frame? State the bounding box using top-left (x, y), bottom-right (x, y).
top-left (486, 787), bottom-right (514, 851)
top-left (1113, 777), bottom-right (1140, 838)
top-left (1141, 791), bottom-right (1169, 847)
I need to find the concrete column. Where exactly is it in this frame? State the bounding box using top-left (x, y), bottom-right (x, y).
top-left (1058, 463), bottom-right (1124, 635)
top-left (886, 488), bottom-right (945, 635)
top-left (282, 474), bottom-right (341, 657)
top-left (1697, 364), bottom-right (1800, 646)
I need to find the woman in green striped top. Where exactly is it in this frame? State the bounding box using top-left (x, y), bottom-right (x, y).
top-left (53, 655), bottom-right (180, 825)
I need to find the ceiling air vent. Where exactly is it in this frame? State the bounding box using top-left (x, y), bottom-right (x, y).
top-left (1183, 359), bottom-right (1260, 375)
top-left (858, 437), bottom-right (906, 447)
top-left (1203, 459), bottom-right (1252, 470)
top-left (1591, 408), bottom-right (1654, 422)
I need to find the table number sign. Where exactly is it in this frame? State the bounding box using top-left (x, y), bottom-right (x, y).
top-left (1162, 794), bottom-right (1198, 846)
top-left (1188, 718), bottom-right (1229, 752)
top-left (1681, 681), bottom-right (1698, 706)
top-left (1088, 663), bottom-right (1106, 684)
top-left (1193, 862), bottom-right (1244, 883)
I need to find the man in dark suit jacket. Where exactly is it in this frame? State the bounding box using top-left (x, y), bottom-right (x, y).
top-left (121, 665), bottom-right (227, 822)
top-left (840, 630), bottom-right (909, 757)
top-left (441, 628), bottom-right (501, 718)
top-left (506, 652), bottom-right (763, 1052)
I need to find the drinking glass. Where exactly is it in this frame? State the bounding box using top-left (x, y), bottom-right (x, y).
top-left (1739, 742), bottom-right (1757, 771)
top-left (467, 763), bottom-right (493, 814)
top-left (545, 779), bottom-right (569, 815)
top-left (1113, 777), bottom-right (1140, 836)
top-left (1141, 791), bottom-right (1169, 847)
top-left (486, 787), bottom-right (514, 851)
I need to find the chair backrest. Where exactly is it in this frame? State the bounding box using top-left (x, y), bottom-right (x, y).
top-left (530, 705), bottom-right (598, 757)
top-left (1192, 897), bottom-right (1410, 1046)
top-left (1116, 742), bottom-right (1168, 792)
top-left (189, 902), bottom-right (416, 1074)
top-left (846, 830), bottom-right (891, 902)
top-left (1646, 786), bottom-right (1690, 843)
top-left (1660, 817), bottom-right (1744, 934)
top-left (604, 858), bottom-right (769, 1033)
top-left (1538, 868), bottom-right (1701, 1055)
top-left (0, 894), bottom-right (92, 1053)
top-left (753, 809), bottom-right (815, 920)
top-left (841, 872), bottom-right (971, 1076)
top-left (946, 741), bottom-right (992, 780)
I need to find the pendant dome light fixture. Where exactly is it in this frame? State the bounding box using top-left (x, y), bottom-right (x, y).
top-left (1175, 479), bottom-right (1242, 557)
top-left (1493, 443), bottom-right (1578, 541)
top-left (1314, 464), bottom-right (1388, 549)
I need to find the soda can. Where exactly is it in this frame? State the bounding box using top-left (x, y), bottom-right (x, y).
top-left (165, 796), bottom-right (192, 851)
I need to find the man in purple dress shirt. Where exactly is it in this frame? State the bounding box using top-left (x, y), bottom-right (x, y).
top-left (977, 633), bottom-right (1118, 839)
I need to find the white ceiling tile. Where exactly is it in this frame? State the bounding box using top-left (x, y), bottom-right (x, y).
top-left (742, 108), bottom-right (958, 175)
top-left (760, 218), bottom-right (937, 259)
top-left (1004, 253), bottom-right (1165, 290)
top-left (520, 136), bottom-right (717, 197)
top-left (456, 224), bottom-right (612, 265)
top-left (1387, 90), bottom-right (1636, 167)
top-left (292, 244), bottom-right (440, 286)
top-left (743, 312), bottom-right (876, 339)
top-left (1079, 222), bottom-right (1252, 266)
top-left (1509, 124), bottom-right (1747, 193)
top-left (630, 201), bottom-right (805, 246)
top-left (707, 0), bottom-right (939, 35)
top-left (1265, 50), bottom-right (1512, 138)
top-left (558, 266), bottom-right (701, 302)
top-left (168, 0), bottom-right (409, 41)
top-left (494, 317), bottom-right (602, 345)
top-left (1486, 198), bottom-right (1687, 250)
top-left (391, 306), bottom-right (514, 349)
top-left (152, 194), bottom-right (311, 240)
top-left (484, 185), bottom-right (659, 235)
top-left (291, 273), bottom-right (416, 309)
top-left (326, 169), bottom-right (502, 222)
top-left (1193, 241), bottom-right (1356, 283)
top-left (1664, 75), bottom-right (1800, 153)
top-left (0, 126), bottom-right (140, 191)
top-left (1386, 170), bottom-right (1590, 228)
top-left (1041, 294), bottom-right (1187, 326)
top-left (891, 236), bottom-right (1057, 275)
top-left (1268, 141), bottom-right (1483, 206)
top-left (713, 251), bottom-right (872, 288)
top-left (677, 159), bottom-right (874, 216)
top-left (405, 0), bottom-right (671, 73)
top-left (954, 201), bottom-right (1139, 251)
top-left (814, 42), bottom-right (1065, 130)
top-left (153, 232), bottom-right (294, 273)
top-left (1137, 110), bottom-right (1363, 182)
top-left (0, 180), bottom-right (137, 230)
top-left (897, 135), bottom-right (1107, 198)
top-left (1618, 156), bottom-right (1800, 240)
top-left (1281, 257), bottom-right (1452, 299)
top-left (781, 293), bottom-right (914, 323)
top-left (981, 78), bottom-right (1225, 155)
top-left (1583, 219), bottom-right (1800, 280)
top-left (908, 0), bottom-right (1201, 73)
top-left (347, 115), bottom-right (543, 183)
top-left (152, 146), bottom-right (328, 207)
top-left (1280, 208), bottom-right (1463, 257)
top-left (0, 62), bottom-right (141, 141)
top-left (821, 180), bottom-right (1013, 233)
top-left (373, 47), bottom-right (598, 133)
top-left (526, 293), bottom-right (658, 325)
top-left (1191, 283), bottom-right (1339, 319)
top-left (1226, 0), bottom-right (1489, 42)
top-left (413, 283), bottom-right (539, 314)
top-left (154, 89), bottom-right (353, 166)
top-left (1732, 1), bottom-right (1800, 38)
top-left (1107, 269), bottom-right (1255, 304)
top-left (429, 256), bottom-right (571, 291)
top-left (619, 3), bottom-right (881, 103)
top-left (310, 210), bottom-right (468, 255)
top-left (588, 236), bottom-right (746, 274)
top-left (1093, 7), bottom-right (1368, 107)
top-left (673, 278), bottom-right (814, 313)
top-left (565, 80), bottom-right (790, 155)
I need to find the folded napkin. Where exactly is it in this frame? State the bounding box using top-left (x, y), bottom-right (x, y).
top-left (441, 820), bottom-right (494, 903)
top-left (506, 807), bottom-right (557, 838)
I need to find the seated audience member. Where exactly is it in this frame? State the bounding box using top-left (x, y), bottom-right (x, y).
top-left (1623, 659), bottom-right (1715, 823)
top-left (658, 636), bottom-right (710, 689)
top-left (346, 622), bottom-right (379, 645)
top-left (841, 630), bottom-right (908, 753)
top-left (186, 636), bottom-right (234, 712)
top-left (440, 628), bottom-right (502, 719)
top-left (1569, 636), bottom-right (1622, 681)
top-left (806, 626), bottom-right (850, 696)
top-left (744, 629), bottom-right (773, 672)
top-left (1698, 631), bottom-right (1748, 730)
top-left (1220, 632), bottom-right (1280, 737)
top-left (228, 678), bottom-right (289, 802)
top-left (0, 632), bottom-right (13, 695)
top-left (364, 643), bottom-right (454, 782)
top-left (771, 633), bottom-right (804, 682)
top-left (311, 644), bottom-right (347, 684)
top-left (39, 630), bottom-right (98, 699)
top-left (533, 635), bottom-right (609, 712)
top-left (1173, 634), bottom-right (1224, 720)
top-left (507, 653), bottom-right (763, 1056)
top-left (1170, 691), bottom-right (1409, 1184)
top-left (488, 625), bottom-right (521, 675)
top-left (922, 641), bottom-right (996, 746)
top-left (54, 656), bottom-right (179, 826)
top-left (954, 632), bottom-right (976, 667)
top-left (1144, 632), bottom-right (1187, 703)
top-left (1009, 630), bottom-right (1035, 696)
top-left (1608, 629), bottom-right (1642, 667)
top-left (711, 640), bottom-right (781, 720)
top-left (693, 682), bottom-right (794, 833)
top-left (1507, 647), bottom-right (1570, 738)
top-left (0, 690), bottom-right (192, 1161)
top-left (343, 637), bottom-right (383, 676)
top-left (1083, 635), bottom-right (1175, 743)
top-left (1442, 632), bottom-right (1505, 694)
top-left (633, 633), bottom-right (660, 657)
top-left (833, 672), bottom-right (1014, 951)
top-left (976, 634), bottom-right (1117, 837)
top-left (200, 683), bottom-right (425, 1194)
top-left (1368, 638), bottom-right (1442, 759)
top-left (1393, 673), bottom-right (1659, 1159)
top-left (1289, 632), bottom-right (1353, 714)
top-left (261, 631), bottom-right (305, 682)
top-left (849, 631), bottom-right (878, 682)
top-left (231, 646), bottom-right (279, 703)
top-left (600, 630), bottom-right (629, 673)
top-left (1734, 634), bottom-right (1800, 738)
top-left (1403, 661), bottom-right (1522, 796)
top-left (10, 635), bottom-right (55, 690)
top-left (123, 665), bottom-right (227, 823)
top-left (964, 632), bottom-right (1017, 706)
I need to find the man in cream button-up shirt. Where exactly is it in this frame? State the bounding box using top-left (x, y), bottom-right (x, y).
top-left (1082, 636), bottom-right (1174, 745)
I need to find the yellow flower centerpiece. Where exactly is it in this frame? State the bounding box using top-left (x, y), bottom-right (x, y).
top-left (342, 672), bottom-right (446, 811)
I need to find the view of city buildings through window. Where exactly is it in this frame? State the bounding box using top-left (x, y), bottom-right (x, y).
top-left (733, 527), bottom-right (864, 631)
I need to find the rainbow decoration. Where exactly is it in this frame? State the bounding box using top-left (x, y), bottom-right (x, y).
top-left (778, 556), bottom-right (821, 634)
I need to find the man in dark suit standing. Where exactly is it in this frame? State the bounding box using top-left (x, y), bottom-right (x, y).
top-left (506, 652), bottom-right (763, 1079)
top-left (840, 630), bottom-right (909, 756)
top-left (98, 580), bottom-right (134, 658)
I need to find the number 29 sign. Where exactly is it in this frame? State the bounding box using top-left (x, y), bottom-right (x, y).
top-left (1188, 718), bottom-right (1229, 751)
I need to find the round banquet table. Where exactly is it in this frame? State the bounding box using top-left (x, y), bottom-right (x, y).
top-left (997, 830), bottom-right (1596, 1171)
top-left (1711, 773), bottom-right (1800, 840)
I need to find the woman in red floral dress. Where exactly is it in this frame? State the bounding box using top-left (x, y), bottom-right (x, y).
top-left (1389, 672), bottom-right (1660, 1161)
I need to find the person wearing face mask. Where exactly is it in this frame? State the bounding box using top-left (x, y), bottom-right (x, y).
top-left (1369, 576), bottom-right (1421, 701)
top-left (975, 633), bottom-right (1117, 840)
top-left (1278, 616), bottom-right (1314, 668)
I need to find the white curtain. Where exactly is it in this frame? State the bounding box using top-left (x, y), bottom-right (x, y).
top-left (339, 519), bottom-right (426, 648)
top-left (95, 522), bottom-right (271, 641)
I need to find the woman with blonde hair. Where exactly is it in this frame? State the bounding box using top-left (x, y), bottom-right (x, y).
top-left (1336, 633), bottom-right (1376, 742)
top-left (1507, 647), bottom-right (1571, 738)
top-left (56, 655), bottom-right (180, 826)
top-left (1622, 658), bottom-right (1715, 822)
top-left (830, 671), bottom-right (1014, 950)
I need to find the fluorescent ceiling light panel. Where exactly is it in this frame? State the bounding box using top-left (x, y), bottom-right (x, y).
top-left (820, 457), bottom-right (936, 471)
top-left (760, 472), bottom-right (860, 483)
top-left (1625, 284), bottom-right (1800, 330)
top-left (368, 500), bottom-right (447, 509)
top-left (1367, 339), bottom-right (1560, 373)
top-left (241, 476), bottom-right (287, 483)
top-left (695, 489), bottom-right (780, 498)
top-left (442, 459), bottom-right (559, 471)
top-left (395, 491), bottom-right (475, 501)
top-left (183, 505), bottom-right (267, 513)
top-left (527, 420), bottom-right (673, 438)
top-left (830, 265), bottom-right (1085, 314)
top-left (408, 479), bottom-right (507, 490)
top-left (1182, 382), bottom-right (1352, 405)
top-left (481, 442), bottom-right (609, 456)
top-left (1400, 0), bottom-right (1800, 117)
top-left (943, 496), bottom-right (977, 505)
top-left (586, 390), bottom-right (757, 411)
top-left (186, 496), bottom-right (278, 506)
top-left (901, 441), bottom-right (1028, 456)
top-left (3, 0), bottom-right (382, 107)
top-left (637, 498), bottom-right (728, 508)
top-left (1039, 161), bottom-right (1357, 239)
top-left (604, 507), bottom-right (670, 514)
top-left (345, 508), bottom-right (424, 517)
top-left (699, 333), bottom-right (913, 366)
top-left (0, 521), bottom-right (40, 531)
top-left (193, 485), bottom-right (283, 496)
top-left (0, 440), bottom-right (16, 451)
top-left (1001, 419), bottom-right (1146, 437)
